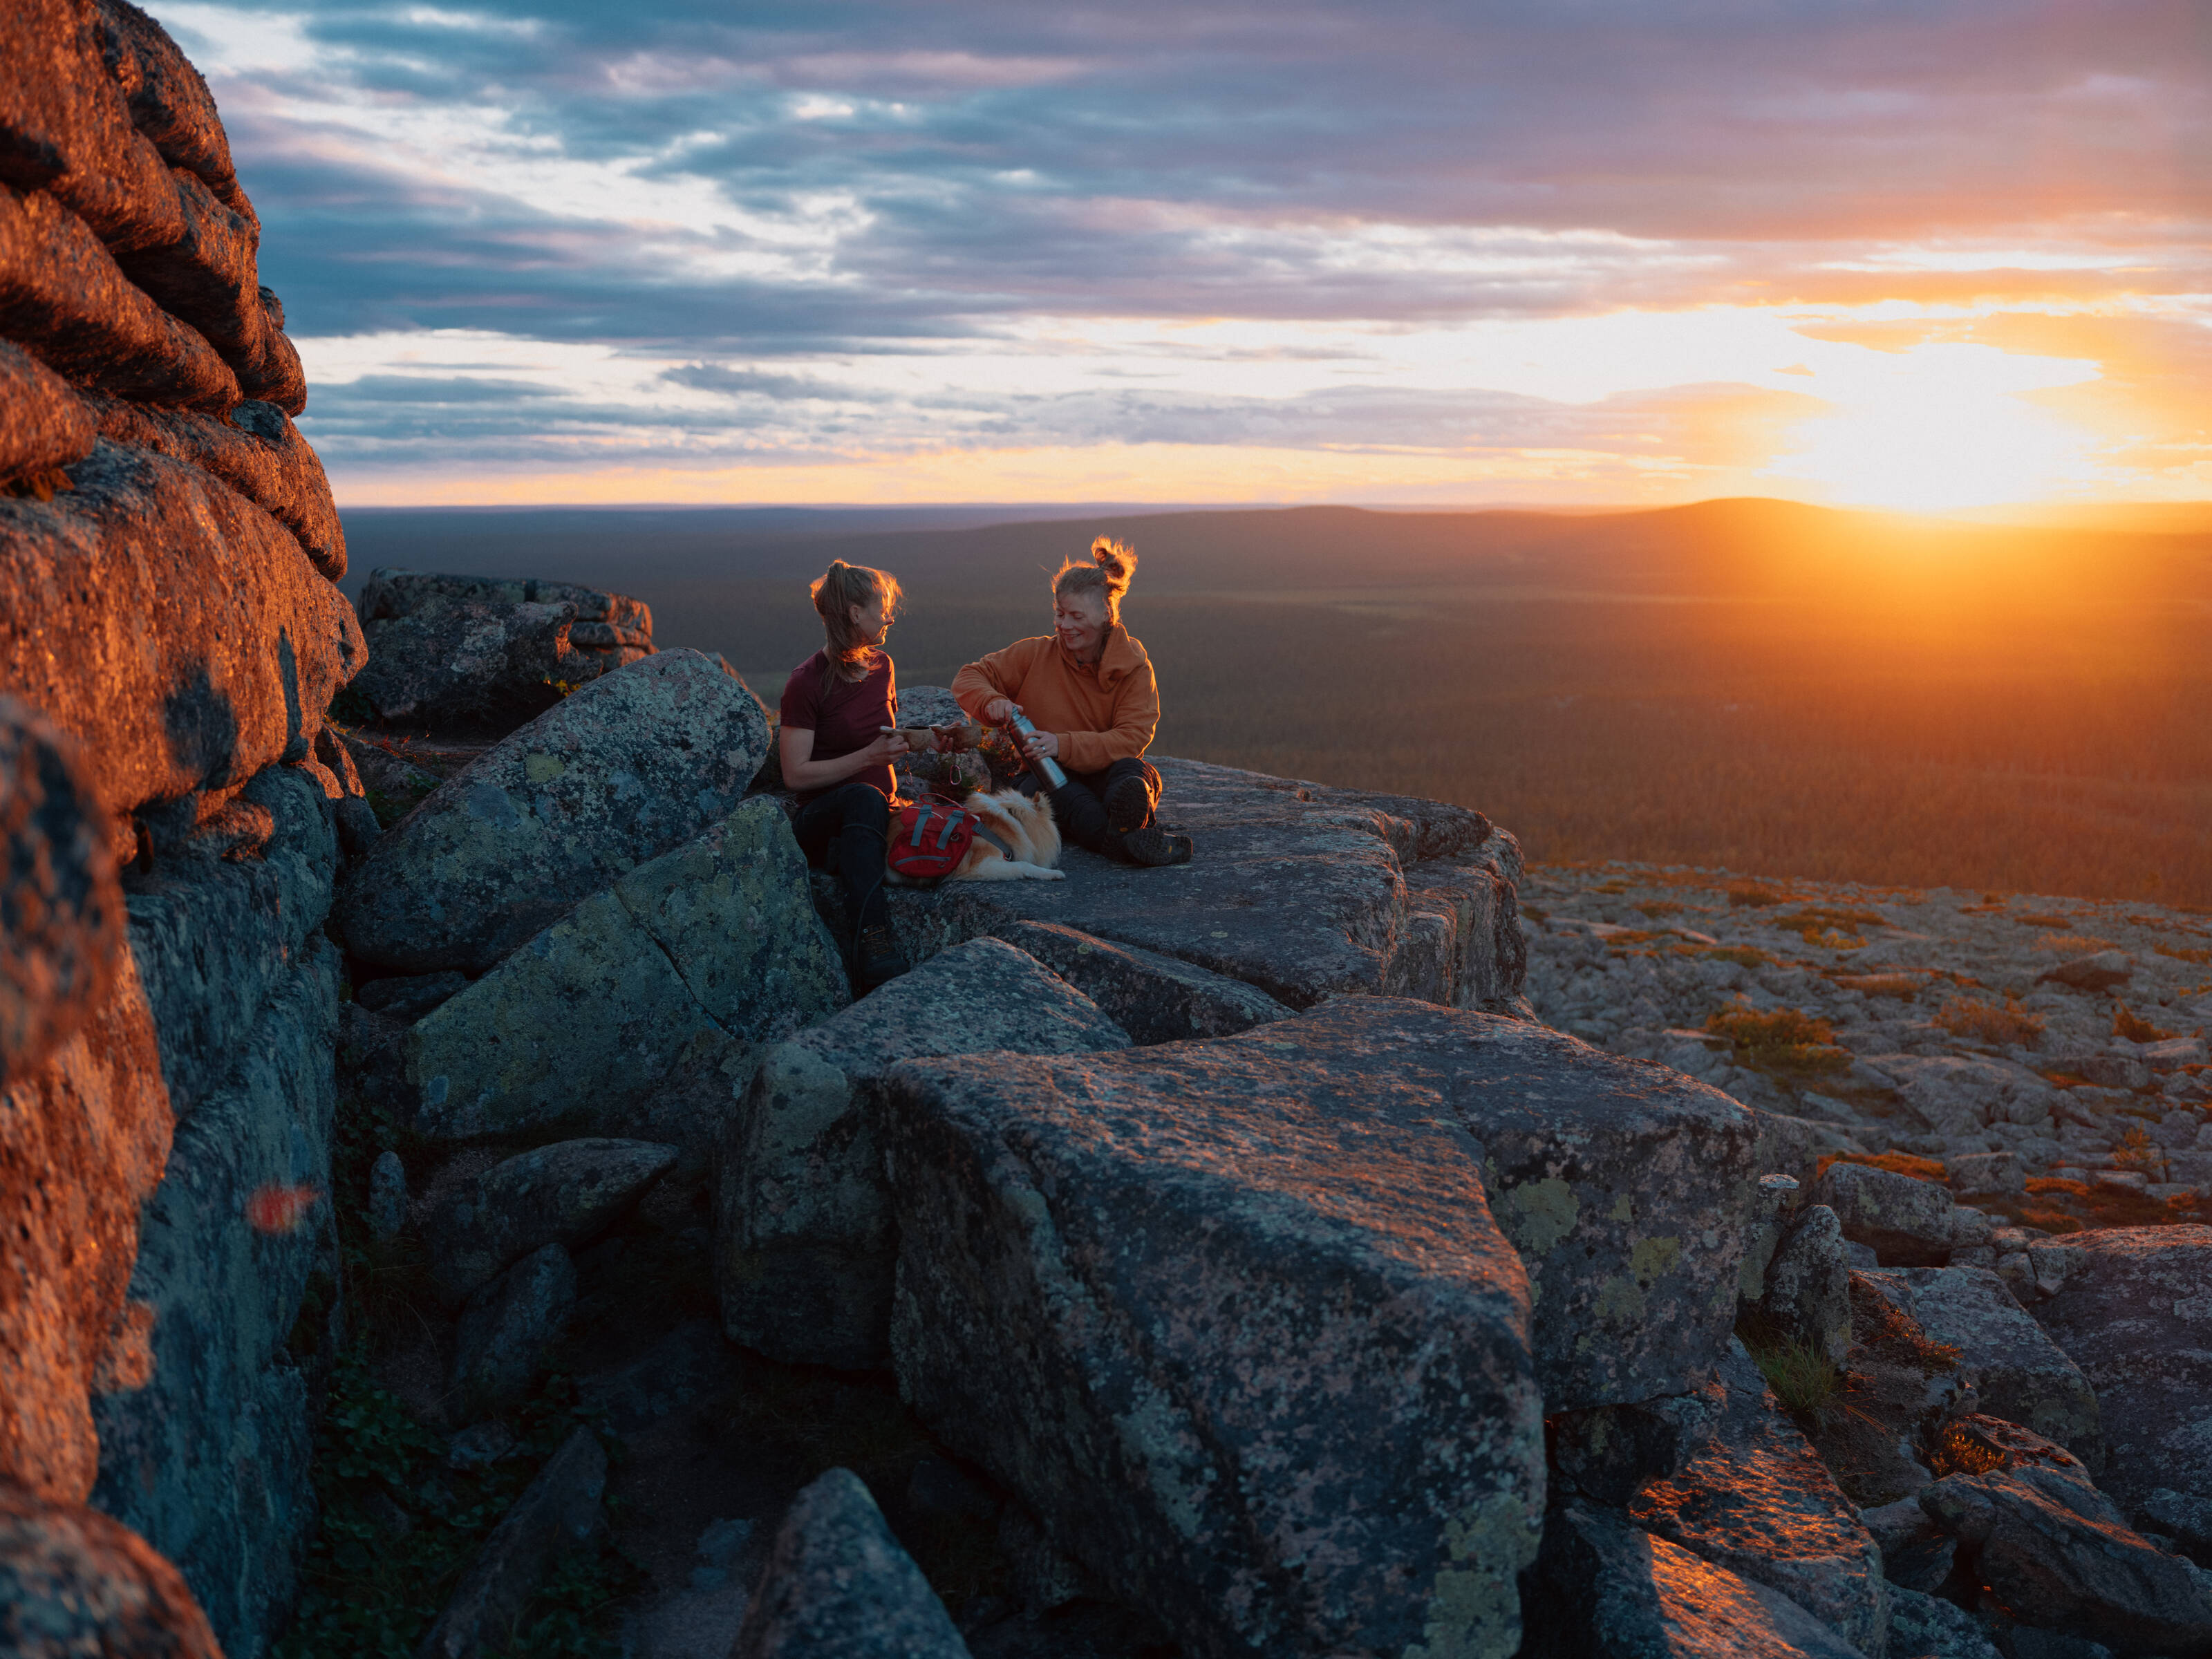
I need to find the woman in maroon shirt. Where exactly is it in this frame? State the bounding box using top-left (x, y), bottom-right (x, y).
top-left (780, 561), bottom-right (910, 989)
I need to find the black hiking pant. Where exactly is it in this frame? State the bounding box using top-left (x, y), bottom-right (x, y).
top-left (794, 782), bottom-right (891, 933)
top-left (1026, 756), bottom-right (1160, 862)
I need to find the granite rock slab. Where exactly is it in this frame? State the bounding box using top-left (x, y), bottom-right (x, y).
top-left (424, 1137), bottom-right (677, 1308)
top-left (0, 1479), bottom-right (222, 1659)
top-left (989, 918), bottom-right (1292, 1044)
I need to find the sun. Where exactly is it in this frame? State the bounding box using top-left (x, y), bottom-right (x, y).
top-left (1761, 341), bottom-right (2101, 512)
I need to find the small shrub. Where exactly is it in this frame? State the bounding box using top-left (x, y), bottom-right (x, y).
top-left (2016, 913), bottom-right (2073, 928)
top-left (2155, 945), bottom-right (2212, 965)
top-left (2111, 1125), bottom-right (2166, 1178)
top-left (2032, 933), bottom-right (2119, 954)
top-left (2112, 1003), bottom-right (2177, 1043)
top-left (1747, 1337), bottom-right (1843, 1419)
top-left (1707, 1004), bottom-right (1853, 1078)
top-left (1727, 882), bottom-right (1785, 908)
top-left (1933, 995), bottom-right (2045, 1047)
top-left (1833, 973), bottom-right (1924, 1000)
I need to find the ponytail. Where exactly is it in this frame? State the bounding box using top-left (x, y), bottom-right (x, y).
top-left (1052, 536), bottom-right (1137, 626)
top-left (809, 560), bottom-right (901, 682)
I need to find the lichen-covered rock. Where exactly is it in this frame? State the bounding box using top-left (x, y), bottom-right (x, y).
top-left (123, 761), bottom-right (335, 1117)
top-left (0, 440), bottom-right (364, 836)
top-left (1859, 1267), bottom-right (2100, 1462)
top-left (1757, 1204), bottom-right (1852, 1366)
top-left (91, 937), bottom-right (339, 1656)
top-left (1917, 1463), bottom-right (2212, 1656)
top-left (0, 1479), bottom-right (221, 1658)
top-left (839, 755), bottom-right (1524, 1013)
top-left (91, 0), bottom-right (250, 215)
top-left (357, 567), bottom-right (650, 637)
top-left (731, 1468), bottom-right (972, 1659)
top-left (424, 1137), bottom-right (676, 1307)
top-left (1550, 1387), bottom-right (1725, 1510)
top-left (1871, 1055), bottom-right (2054, 1136)
top-left (406, 796), bottom-right (845, 1147)
top-left (1814, 1161), bottom-right (1957, 1267)
top-left (715, 936), bottom-right (1130, 1370)
top-left (350, 599), bottom-right (610, 733)
top-left (451, 1242), bottom-right (577, 1420)
top-left (0, 950), bottom-right (168, 1508)
top-left (1859, 1497), bottom-right (1958, 1596)
top-left (990, 918), bottom-right (1293, 1044)
top-left (335, 649), bottom-right (770, 975)
top-left (1627, 1340), bottom-right (1888, 1657)
top-left (1, 697), bottom-right (121, 1087)
top-left (1528, 1501), bottom-right (1867, 1659)
top-left (418, 1428), bottom-right (606, 1659)
top-left (881, 1002), bottom-right (1546, 1659)
top-left (2030, 1226), bottom-right (2212, 1540)
top-left (1886, 1586), bottom-right (2003, 1659)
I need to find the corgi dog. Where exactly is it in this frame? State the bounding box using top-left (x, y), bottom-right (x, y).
top-left (887, 787), bottom-right (1065, 883)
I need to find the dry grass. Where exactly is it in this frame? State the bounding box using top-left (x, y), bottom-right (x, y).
top-left (1708, 1005), bottom-right (1853, 1079)
top-left (2155, 945), bottom-right (2212, 964)
top-left (1727, 883), bottom-right (1788, 908)
top-left (1819, 1150), bottom-right (1948, 1183)
top-left (2032, 932), bottom-right (2121, 954)
top-left (2017, 913), bottom-right (2075, 928)
top-left (2113, 1003), bottom-right (2179, 1042)
top-left (1834, 973), bottom-right (1926, 1000)
top-left (1934, 994), bottom-right (2047, 1047)
top-left (1636, 900), bottom-right (1686, 918)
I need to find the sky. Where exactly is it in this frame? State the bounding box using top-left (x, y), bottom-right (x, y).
top-left (161, 0), bottom-right (2211, 509)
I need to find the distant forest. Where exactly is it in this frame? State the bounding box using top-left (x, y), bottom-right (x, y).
top-left (339, 499), bottom-right (2212, 908)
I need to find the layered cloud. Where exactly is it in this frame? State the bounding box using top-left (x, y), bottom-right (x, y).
top-left (156, 0), bottom-right (2211, 505)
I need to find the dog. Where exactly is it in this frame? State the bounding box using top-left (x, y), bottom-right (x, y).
top-left (886, 786), bottom-right (1065, 883)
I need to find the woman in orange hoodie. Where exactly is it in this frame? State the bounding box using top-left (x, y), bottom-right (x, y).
top-left (952, 538), bottom-right (1193, 866)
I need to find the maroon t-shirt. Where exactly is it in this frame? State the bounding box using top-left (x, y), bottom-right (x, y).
top-left (780, 649), bottom-right (897, 803)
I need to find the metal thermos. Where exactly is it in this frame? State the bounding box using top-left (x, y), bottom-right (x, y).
top-left (1004, 711), bottom-right (1068, 789)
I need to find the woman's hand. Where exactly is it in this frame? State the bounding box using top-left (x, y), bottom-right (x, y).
top-left (1022, 729), bottom-right (1059, 760)
top-left (867, 729), bottom-right (910, 761)
top-left (984, 697), bottom-right (1019, 724)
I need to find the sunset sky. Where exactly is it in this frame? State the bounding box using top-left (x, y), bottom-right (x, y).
top-left (164, 0), bottom-right (2209, 509)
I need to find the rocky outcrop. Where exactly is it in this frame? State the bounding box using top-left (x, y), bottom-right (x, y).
top-left (990, 917), bottom-right (1293, 1044)
top-left (731, 1468), bottom-right (972, 1659)
top-left (834, 745), bottom-right (1528, 1015)
top-left (2030, 1227), bottom-right (2212, 1548)
top-left (347, 568), bottom-right (655, 731)
top-left (335, 648), bottom-right (772, 975)
top-left (0, 1477), bottom-right (222, 1658)
top-left (715, 936), bottom-right (1132, 1370)
top-left (2, 7), bottom-right (359, 1649)
top-left (404, 795), bottom-right (845, 1149)
top-left (882, 997), bottom-right (1547, 1659)
top-left (423, 1137), bottom-right (676, 1307)
top-left (417, 1429), bottom-right (607, 1659)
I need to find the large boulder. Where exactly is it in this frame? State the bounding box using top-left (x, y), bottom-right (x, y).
top-left (881, 1002), bottom-right (1566, 1658)
top-left (1813, 1162), bottom-right (1958, 1267)
top-left (1918, 1463), bottom-right (2212, 1656)
top-left (1755, 1204), bottom-right (1853, 1366)
top-left (2030, 1227), bottom-right (2212, 1544)
top-left (0, 697), bottom-right (122, 1087)
top-left (1627, 1340), bottom-right (1888, 1657)
top-left (731, 1469), bottom-right (971, 1659)
top-left (334, 649), bottom-right (771, 975)
top-left (0, 440), bottom-right (365, 835)
top-left (834, 752), bottom-right (1524, 1013)
top-left (423, 1138), bottom-right (677, 1307)
top-left (406, 796), bottom-right (845, 1147)
top-left (417, 1429), bottom-right (606, 1659)
top-left (0, 1479), bottom-right (222, 1659)
top-left (715, 936), bottom-right (1131, 1370)
top-left (1527, 1501), bottom-right (1866, 1659)
top-left (450, 1243), bottom-right (577, 1421)
top-left (1857, 1266), bottom-right (2100, 1461)
top-left (1868, 1055), bottom-right (2055, 1136)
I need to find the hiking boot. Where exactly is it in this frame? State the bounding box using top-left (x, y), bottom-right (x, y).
top-left (1119, 823), bottom-right (1193, 867)
top-left (854, 923), bottom-right (909, 991)
top-left (1103, 771), bottom-right (1156, 837)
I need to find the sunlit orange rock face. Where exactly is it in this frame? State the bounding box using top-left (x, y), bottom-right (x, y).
top-left (1, 1), bottom-right (358, 1646)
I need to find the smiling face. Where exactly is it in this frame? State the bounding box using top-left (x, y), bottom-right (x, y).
top-left (849, 592), bottom-right (890, 646)
top-left (1054, 588), bottom-right (1108, 663)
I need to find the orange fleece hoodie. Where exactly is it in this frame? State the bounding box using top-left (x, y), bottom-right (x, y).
top-left (950, 626), bottom-right (1159, 776)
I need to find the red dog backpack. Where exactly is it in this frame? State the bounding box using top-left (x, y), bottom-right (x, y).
top-left (886, 800), bottom-right (982, 882)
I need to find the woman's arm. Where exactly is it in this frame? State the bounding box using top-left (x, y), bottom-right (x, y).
top-left (951, 641), bottom-right (1036, 724)
top-left (780, 724), bottom-right (907, 794)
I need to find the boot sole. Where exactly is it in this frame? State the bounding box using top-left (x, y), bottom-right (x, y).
top-left (1103, 774), bottom-right (1154, 837)
top-left (1120, 824), bottom-right (1193, 867)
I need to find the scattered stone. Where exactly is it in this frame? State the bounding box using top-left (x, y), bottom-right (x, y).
top-left (1551, 1385), bottom-right (1725, 1510)
top-left (349, 597), bottom-right (626, 733)
top-left (730, 1468), bottom-right (971, 1659)
top-left (2031, 1226), bottom-right (2212, 1541)
top-left (368, 1149), bottom-right (408, 1242)
top-left (715, 937), bottom-right (1131, 1369)
top-left (407, 797), bottom-right (845, 1148)
top-left (0, 1479), bottom-right (222, 1659)
top-left (883, 1000), bottom-right (1554, 1659)
top-left (1857, 1268), bottom-right (2101, 1461)
top-left (418, 1428), bottom-right (607, 1659)
top-left (2036, 951), bottom-right (2133, 993)
top-left (1757, 1203), bottom-right (1853, 1365)
top-left (1887, 1584), bottom-right (2004, 1659)
top-left (355, 971), bottom-right (469, 1023)
top-left (1949, 1150), bottom-right (2026, 1197)
top-left (989, 917), bottom-right (1293, 1044)
top-left (424, 1138), bottom-right (677, 1307)
top-left (1815, 1161), bottom-right (1958, 1267)
top-left (1876, 1054), bottom-right (2054, 1136)
top-left (1528, 1501), bottom-right (1866, 1659)
top-left (1861, 1496), bottom-right (1959, 1594)
top-left (450, 1244), bottom-right (577, 1420)
top-left (1918, 1463), bottom-right (2212, 1656)
top-left (335, 649), bottom-right (771, 976)
top-left (1626, 1340), bottom-right (1887, 1656)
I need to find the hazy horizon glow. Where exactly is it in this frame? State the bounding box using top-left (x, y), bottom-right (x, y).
top-left (158, 0), bottom-right (2210, 509)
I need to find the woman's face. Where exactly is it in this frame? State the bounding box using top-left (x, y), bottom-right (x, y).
top-left (1055, 589), bottom-right (1108, 661)
top-left (848, 593), bottom-right (890, 644)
